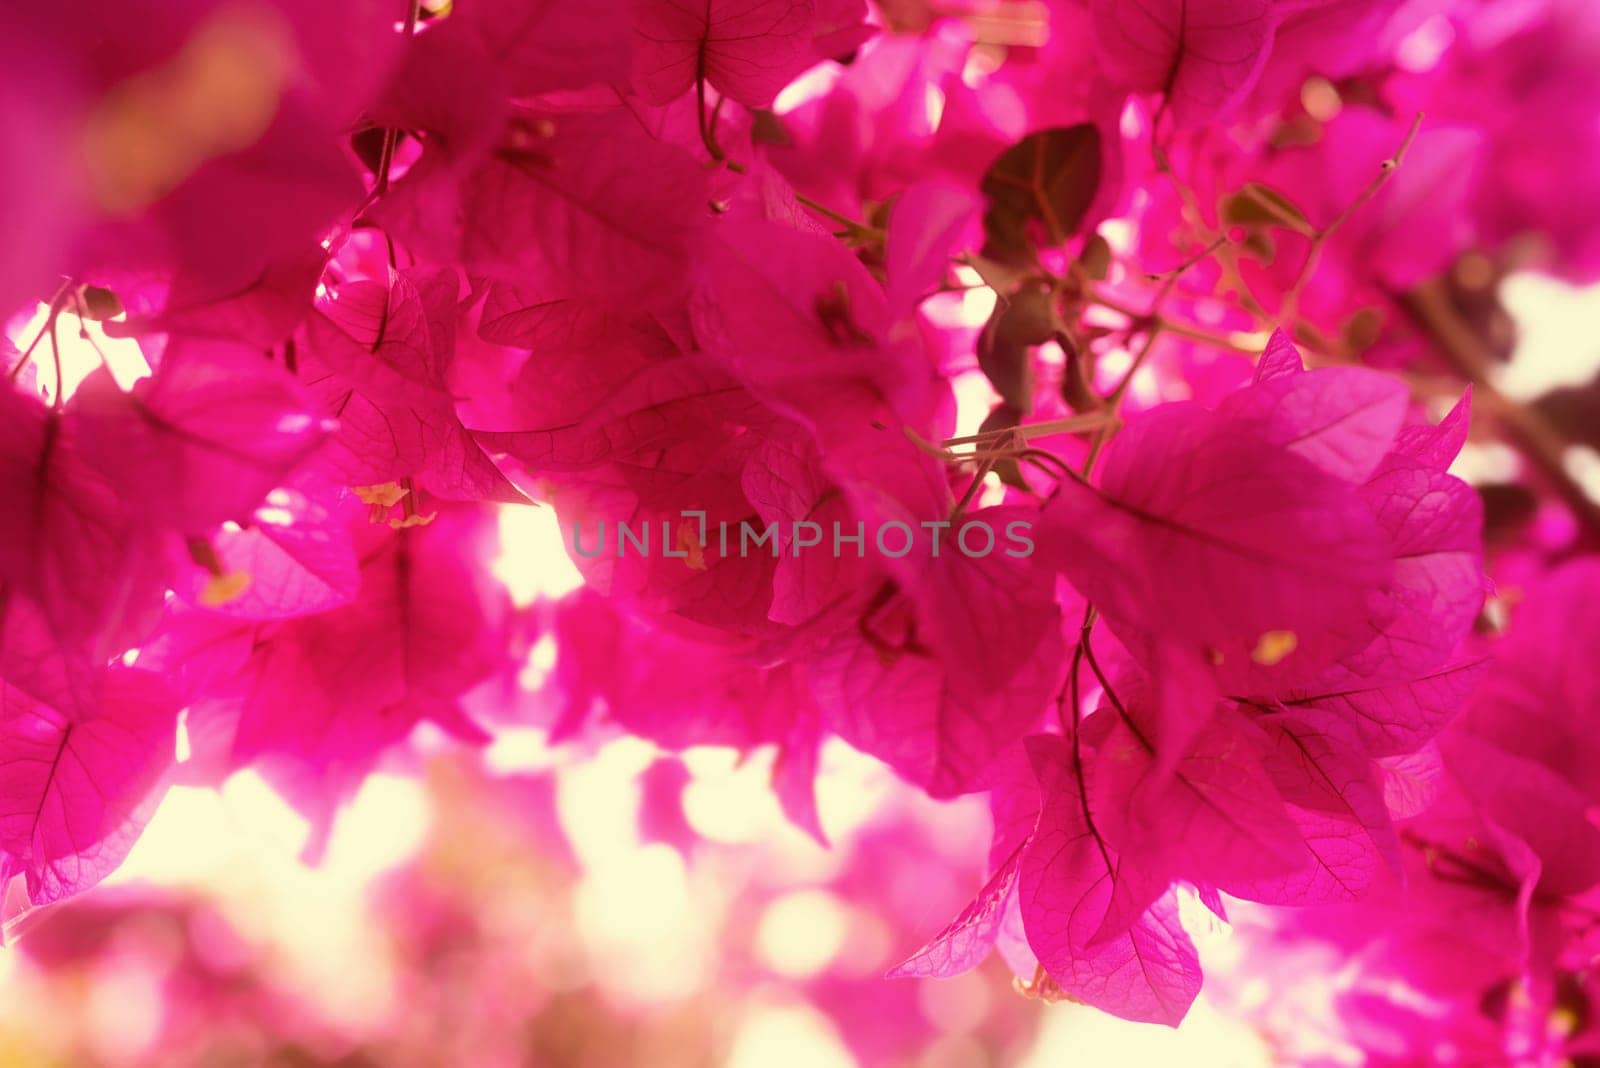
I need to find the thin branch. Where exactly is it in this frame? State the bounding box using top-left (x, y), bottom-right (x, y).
top-left (695, 66), bottom-right (724, 162)
top-left (1279, 113), bottom-right (1424, 325)
top-left (949, 456), bottom-right (995, 521)
top-left (47, 307), bottom-right (64, 409)
top-left (1086, 292), bottom-right (1262, 354)
top-left (1146, 234), bottom-right (1229, 286)
top-left (941, 410), bottom-right (1113, 447)
top-left (1018, 447), bottom-right (1093, 487)
top-left (1397, 279), bottom-right (1600, 541)
top-left (7, 281), bottom-right (71, 382)
top-left (1080, 323), bottom-right (1166, 472)
top-left (1154, 144), bottom-right (1274, 325)
top-left (371, 0), bottom-right (422, 197)
top-left (720, 158), bottom-right (879, 240)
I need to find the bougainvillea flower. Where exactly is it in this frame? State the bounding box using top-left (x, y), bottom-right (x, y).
top-left (6, 0), bottom-right (1600, 1056)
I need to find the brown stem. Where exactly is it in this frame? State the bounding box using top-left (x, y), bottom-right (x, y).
top-left (719, 158), bottom-right (877, 239)
top-left (1080, 323), bottom-right (1166, 472)
top-left (942, 410), bottom-right (1112, 447)
top-left (47, 308), bottom-right (64, 409)
top-left (1086, 291), bottom-right (1261, 354)
top-left (1398, 280), bottom-right (1600, 541)
top-left (8, 282), bottom-right (72, 382)
top-left (949, 456), bottom-right (995, 521)
top-left (695, 61), bottom-right (723, 163)
top-left (1280, 113), bottom-right (1424, 326)
top-left (371, 0), bottom-right (422, 197)
top-left (1153, 145), bottom-right (1273, 325)
top-left (1146, 234), bottom-right (1230, 285)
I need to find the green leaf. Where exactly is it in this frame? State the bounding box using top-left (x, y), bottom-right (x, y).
top-left (963, 254), bottom-right (1031, 296)
top-left (979, 125), bottom-right (1102, 266)
top-left (76, 286), bottom-right (124, 322)
top-left (977, 282), bottom-right (1055, 410)
top-left (1220, 182), bottom-right (1314, 236)
top-left (1479, 482), bottom-right (1539, 542)
top-left (1077, 233), bottom-right (1112, 281)
top-left (1533, 373), bottom-right (1600, 451)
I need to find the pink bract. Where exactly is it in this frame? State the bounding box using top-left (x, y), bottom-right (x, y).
top-left (3, 0), bottom-right (1597, 1056)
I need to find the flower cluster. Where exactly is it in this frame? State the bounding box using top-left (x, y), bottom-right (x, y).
top-left (3, 0), bottom-right (1599, 1052)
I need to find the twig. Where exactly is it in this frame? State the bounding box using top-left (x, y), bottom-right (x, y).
top-left (1147, 235), bottom-right (1230, 289)
top-left (941, 410), bottom-right (1112, 447)
top-left (696, 67), bottom-right (724, 162)
top-left (47, 307), bottom-right (63, 409)
top-left (371, 0), bottom-right (422, 197)
top-left (949, 457), bottom-right (995, 521)
top-left (1279, 113), bottom-right (1424, 325)
top-left (1397, 280), bottom-right (1600, 542)
top-left (796, 192), bottom-right (878, 239)
top-left (1080, 324), bottom-right (1166, 472)
top-left (1154, 145), bottom-right (1274, 325)
top-left (1018, 447), bottom-right (1093, 487)
top-left (1086, 291), bottom-right (1261, 354)
top-left (7, 281), bottom-right (71, 382)
top-left (719, 158), bottom-right (880, 240)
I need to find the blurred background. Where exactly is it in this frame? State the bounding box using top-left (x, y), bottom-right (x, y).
top-left (0, 710), bottom-right (1262, 1067)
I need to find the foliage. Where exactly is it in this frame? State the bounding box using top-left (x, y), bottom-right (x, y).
top-left (4, 0), bottom-right (1600, 1057)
